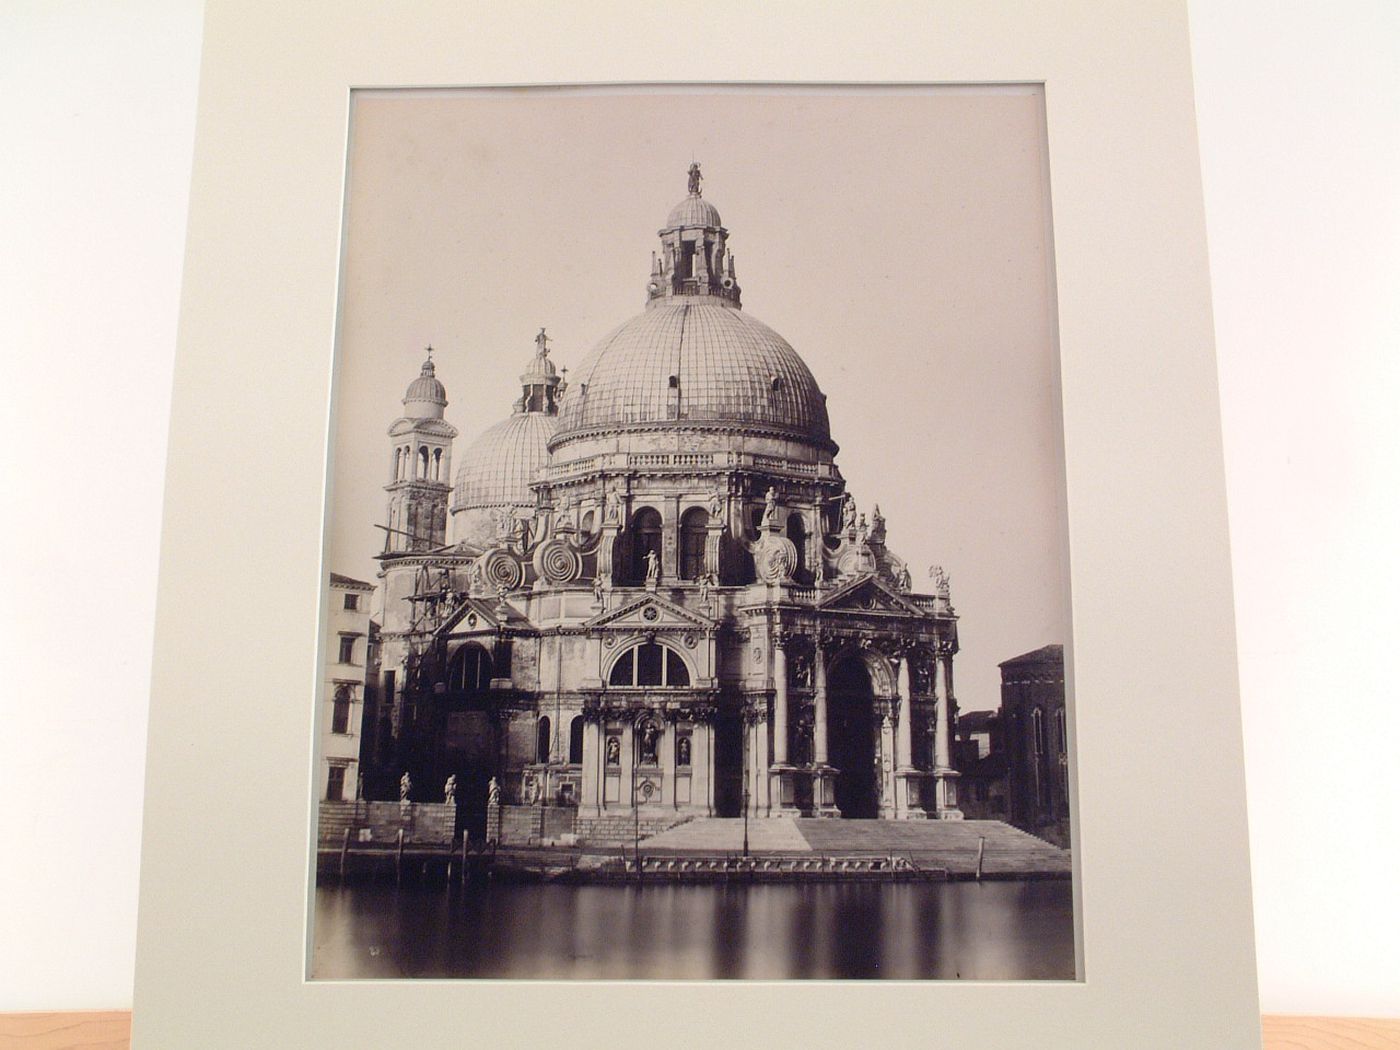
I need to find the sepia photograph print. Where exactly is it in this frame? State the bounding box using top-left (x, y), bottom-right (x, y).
top-left (312, 85), bottom-right (1077, 982)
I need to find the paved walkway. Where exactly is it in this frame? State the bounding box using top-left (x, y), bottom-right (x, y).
top-left (640, 817), bottom-right (809, 852)
top-left (640, 818), bottom-right (1071, 877)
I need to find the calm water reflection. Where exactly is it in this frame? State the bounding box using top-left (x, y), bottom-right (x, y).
top-left (313, 880), bottom-right (1075, 980)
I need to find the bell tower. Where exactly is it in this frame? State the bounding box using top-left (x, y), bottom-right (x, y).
top-left (385, 349), bottom-right (458, 552)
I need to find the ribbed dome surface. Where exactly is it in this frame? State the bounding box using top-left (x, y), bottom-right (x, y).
top-left (452, 411), bottom-right (559, 510)
top-left (405, 373), bottom-right (447, 403)
top-left (665, 195), bottom-right (723, 229)
top-left (552, 302), bottom-right (831, 447)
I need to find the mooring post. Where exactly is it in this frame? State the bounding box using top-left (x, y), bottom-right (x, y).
top-left (461, 832), bottom-right (470, 886)
top-left (396, 828), bottom-right (405, 886)
top-left (339, 826), bottom-right (351, 882)
top-left (975, 836), bottom-right (986, 881)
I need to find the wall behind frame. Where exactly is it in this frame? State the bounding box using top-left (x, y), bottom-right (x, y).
top-left (1, 0), bottom-right (1397, 1018)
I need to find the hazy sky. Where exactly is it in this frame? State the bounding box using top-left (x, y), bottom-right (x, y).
top-left (327, 86), bottom-right (1070, 714)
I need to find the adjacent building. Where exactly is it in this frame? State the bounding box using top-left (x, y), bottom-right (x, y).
top-left (323, 573), bottom-right (376, 800)
top-left (361, 167), bottom-right (967, 835)
top-left (999, 644), bottom-right (1070, 846)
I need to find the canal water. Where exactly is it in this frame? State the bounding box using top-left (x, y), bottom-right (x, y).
top-left (313, 880), bottom-right (1076, 980)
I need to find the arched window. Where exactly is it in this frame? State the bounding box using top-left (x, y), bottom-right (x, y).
top-left (417, 446), bottom-right (429, 479)
top-left (630, 507), bottom-right (662, 583)
top-left (331, 685), bottom-right (352, 734)
top-left (536, 716), bottom-right (551, 763)
top-left (568, 715), bottom-right (584, 764)
top-left (678, 507), bottom-right (708, 580)
top-left (608, 642), bottom-right (691, 687)
top-left (786, 512), bottom-right (807, 575)
top-left (1032, 707), bottom-right (1046, 755)
top-left (1054, 709), bottom-right (1066, 755)
top-left (448, 644), bottom-right (492, 692)
top-left (431, 447), bottom-right (442, 480)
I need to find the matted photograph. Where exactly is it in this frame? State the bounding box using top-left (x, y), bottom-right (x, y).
top-left (312, 85), bottom-right (1077, 981)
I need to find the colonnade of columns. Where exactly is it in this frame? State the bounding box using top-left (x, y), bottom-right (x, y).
top-left (768, 636), bottom-right (962, 820)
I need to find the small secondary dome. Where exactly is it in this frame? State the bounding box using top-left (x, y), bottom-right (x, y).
top-left (451, 411), bottom-right (558, 511)
top-left (402, 352), bottom-right (447, 419)
top-left (665, 195), bottom-right (722, 229)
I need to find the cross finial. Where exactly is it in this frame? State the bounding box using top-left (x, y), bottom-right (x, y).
top-left (535, 327), bottom-right (550, 356)
top-left (687, 161), bottom-right (702, 197)
top-left (425, 344), bottom-right (433, 361)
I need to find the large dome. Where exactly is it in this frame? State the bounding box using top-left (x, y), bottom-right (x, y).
top-left (552, 301), bottom-right (832, 450)
top-left (451, 411), bottom-right (558, 512)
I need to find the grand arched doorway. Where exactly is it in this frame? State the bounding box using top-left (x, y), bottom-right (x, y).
top-left (828, 656), bottom-right (879, 818)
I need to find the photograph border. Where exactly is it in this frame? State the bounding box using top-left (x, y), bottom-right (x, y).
top-left (134, 3), bottom-right (1259, 1046)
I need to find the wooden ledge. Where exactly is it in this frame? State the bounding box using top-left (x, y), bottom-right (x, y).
top-left (2, 1012), bottom-right (1398, 1047)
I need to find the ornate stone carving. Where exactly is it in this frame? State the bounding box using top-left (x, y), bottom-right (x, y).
top-left (533, 536), bottom-right (582, 585)
top-left (479, 546), bottom-right (524, 590)
top-left (755, 533), bottom-right (798, 583)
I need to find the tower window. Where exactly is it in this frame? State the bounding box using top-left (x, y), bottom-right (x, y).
top-left (630, 507), bottom-right (662, 583)
top-left (536, 716), bottom-right (551, 763)
top-left (417, 446), bottom-right (429, 479)
top-left (431, 447), bottom-right (442, 481)
top-left (569, 715), bottom-right (584, 764)
top-left (338, 635), bottom-right (356, 664)
top-left (678, 507), bottom-right (708, 580)
top-left (786, 512), bottom-right (807, 576)
top-left (326, 765), bottom-right (346, 801)
top-left (343, 593), bottom-right (359, 611)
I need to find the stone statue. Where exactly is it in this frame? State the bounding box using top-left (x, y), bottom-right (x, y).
top-left (606, 736), bottom-right (621, 765)
top-left (762, 486), bottom-right (778, 526)
top-left (698, 572), bottom-right (712, 605)
top-left (399, 771), bottom-right (412, 802)
top-left (444, 774), bottom-right (457, 804)
top-left (641, 722), bottom-right (660, 765)
top-left (687, 161), bottom-right (703, 196)
top-left (870, 504), bottom-right (886, 543)
top-left (468, 558), bottom-right (485, 594)
top-left (897, 565), bottom-right (912, 592)
top-left (709, 490), bottom-right (724, 521)
top-left (605, 489), bottom-right (622, 524)
top-left (815, 556), bottom-right (827, 584)
top-left (930, 564), bottom-right (951, 595)
top-left (487, 776), bottom-right (500, 807)
top-left (644, 549), bottom-right (659, 582)
top-left (535, 326), bottom-right (551, 356)
top-left (841, 493), bottom-right (857, 532)
top-left (593, 573), bottom-right (605, 605)
top-left (677, 736), bottom-right (691, 767)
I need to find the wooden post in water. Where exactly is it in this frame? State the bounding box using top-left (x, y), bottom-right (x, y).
top-left (339, 826), bottom-right (351, 882)
top-left (461, 832), bottom-right (470, 886)
top-left (396, 828), bottom-right (405, 886)
top-left (975, 836), bottom-right (986, 881)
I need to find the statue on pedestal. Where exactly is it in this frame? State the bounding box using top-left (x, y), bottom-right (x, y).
top-left (443, 774), bottom-right (457, 804)
top-left (399, 772), bottom-right (412, 804)
top-left (644, 549), bottom-right (659, 584)
top-left (841, 493), bottom-right (857, 533)
top-left (761, 486), bottom-right (778, 526)
top-left (487, 776), bottom-right (500, 808)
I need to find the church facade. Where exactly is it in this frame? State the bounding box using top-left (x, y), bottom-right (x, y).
top-left (368, 166), bottom-right (962, 829)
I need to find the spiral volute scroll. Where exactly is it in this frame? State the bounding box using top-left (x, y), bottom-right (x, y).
top-left (533, 537), bottom-right (582, 586)
top-left (479, 547), bottom-right (524, 590)
top-left (756, 535), bottom-right (799, 583)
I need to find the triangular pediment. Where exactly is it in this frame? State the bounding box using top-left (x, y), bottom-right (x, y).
top-left (817, 573), bottom-right (928, 617)
top-left (437, 596), bottom-right (530, 637)
top-left (583, 592), bottom-right (715, 631)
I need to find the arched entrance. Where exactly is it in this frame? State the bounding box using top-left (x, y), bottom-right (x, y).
top-left (828, 656), bottom-right (879, 818)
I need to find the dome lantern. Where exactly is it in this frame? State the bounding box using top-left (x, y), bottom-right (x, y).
top-left (402, 347), bottom-right (448, 419)
top-left (647, 163), bottom-right (741, 309)
top-left (518, 327), bottom-right (564, 414)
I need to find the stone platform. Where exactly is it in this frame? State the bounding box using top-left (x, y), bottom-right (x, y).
top-left (640, 818), bottom-right (1071, 878)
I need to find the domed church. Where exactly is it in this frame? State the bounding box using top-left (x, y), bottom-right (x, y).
top-left (371, 165), bottom-right (962, 834)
